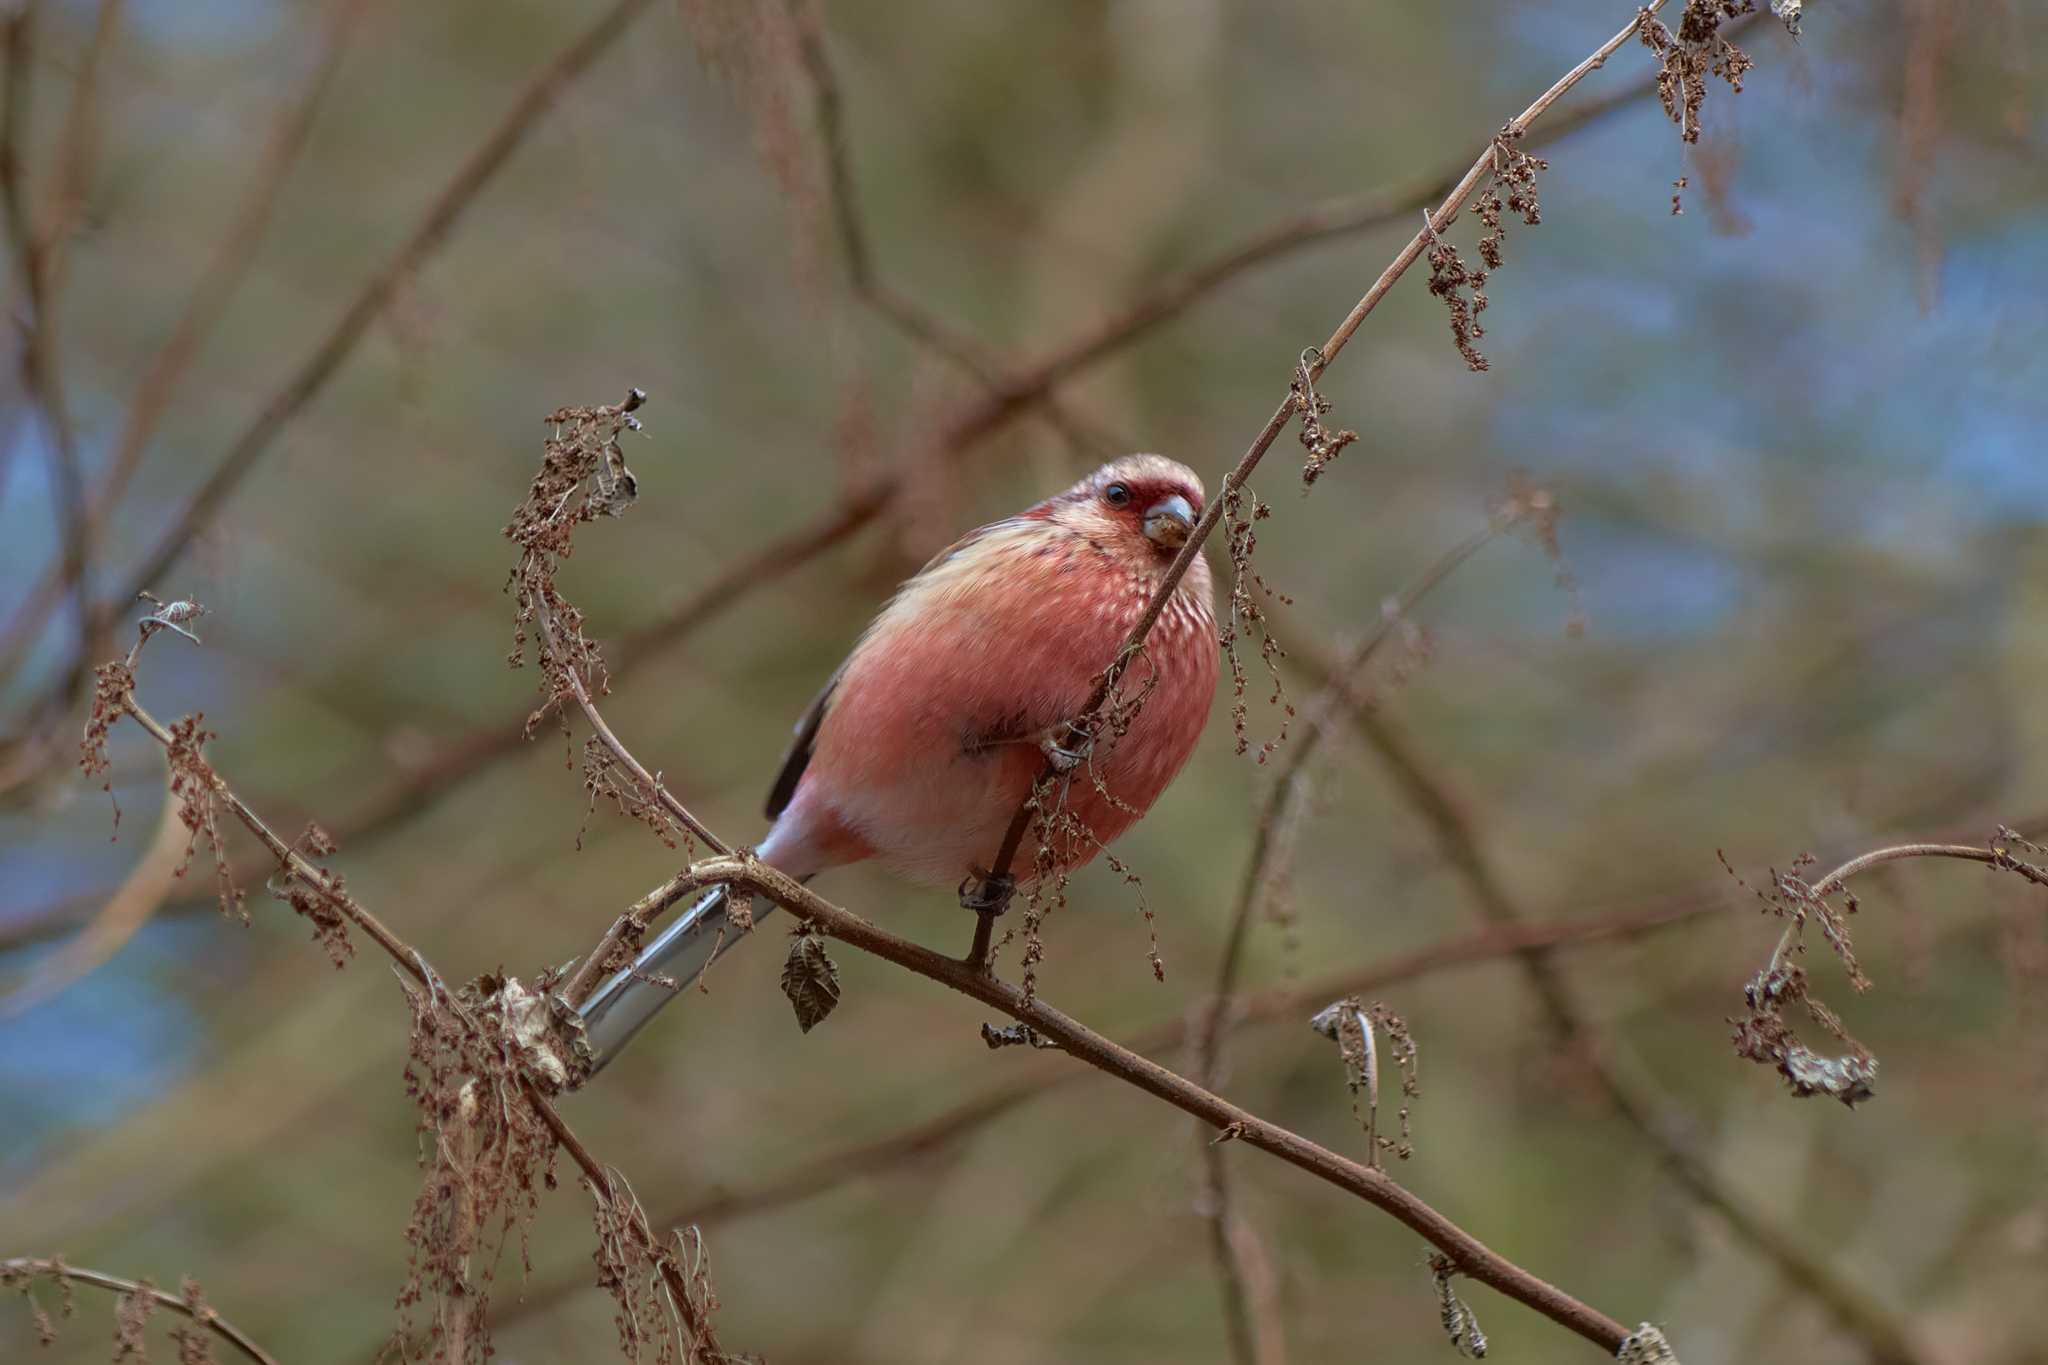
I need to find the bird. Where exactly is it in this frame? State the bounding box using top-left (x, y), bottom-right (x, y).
top-left (576, 454), bottom-right (1219, 1065)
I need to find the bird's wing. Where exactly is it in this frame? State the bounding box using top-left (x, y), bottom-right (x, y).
top-left (761, 514), bottom-right (1035, 821)
top-left (764, 661), bottom-right (842, 820)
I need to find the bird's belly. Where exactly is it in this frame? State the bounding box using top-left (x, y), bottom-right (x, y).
top-left (812, 599), bottom-right (1216, 889)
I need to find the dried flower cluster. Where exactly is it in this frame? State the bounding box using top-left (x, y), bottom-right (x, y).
top-left (504, 389), bottom-right (644, 737)
top-left (1616, 1322), bottom-right (1683, 1363)
top-left (586, 1172), bottom-right (722, 1365)
top-left (266, 822), bottom-right (355, 967)
top-left (1726, 830), bottom-right (2048, 1106)
top-left (1218, 483), bottom-right (1294, 764)
top-left (3, 1258), bottom-right (75, 1346)
top-left (1498, 474), bottom-right (1588, 636)
top-left (1476, 126), bottom-right (1548, 271)
top-left (1005, 653), bottom-right (1170, 995)
top-left (163, 716), bottom-right (245, 923)
top-left (389, 970), bottom-right (564, 1364)
top-left (1425, 227), bottom-right (1492, 374)
top-left (1721, 849), bottom-right (1879, 1106)
top-left (79, 657), bottom-right (136, 825)
top-left (1291, 348), bottom-right (1358, 488)
top-left (1638, 1), bottom-right (1757, 149)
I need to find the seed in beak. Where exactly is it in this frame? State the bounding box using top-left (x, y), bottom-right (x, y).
top-left (1143, 493), bottom-right (1195, 550)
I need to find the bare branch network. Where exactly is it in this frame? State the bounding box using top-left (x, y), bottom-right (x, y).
top-left (15, 2), bottom-right (2040, 1364)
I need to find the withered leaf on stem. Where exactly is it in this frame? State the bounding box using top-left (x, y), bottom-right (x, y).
top-left (780, 928), bottom-right (841, 1033)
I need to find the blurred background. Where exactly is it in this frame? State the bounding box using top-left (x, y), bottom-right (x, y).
top-left (2, 0), bottom-right (2045, 1361)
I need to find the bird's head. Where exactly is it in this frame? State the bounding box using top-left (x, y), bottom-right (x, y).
top-left (1033, 454), bottom-right (1206, 561)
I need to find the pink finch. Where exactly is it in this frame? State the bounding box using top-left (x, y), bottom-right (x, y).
top-left (579, 454), bottom-right (1218, 1061)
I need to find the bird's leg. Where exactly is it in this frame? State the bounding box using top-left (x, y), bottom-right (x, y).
top-left (959, 868), bottom-right (1015, 971)
top-left (959, 869), bottom-right (1015, 915)
top-left (1037, 720), bottom-right (1093, 774)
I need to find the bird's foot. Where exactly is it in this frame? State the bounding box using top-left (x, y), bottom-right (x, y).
top-left (960, 870), bottom-right (1015, 972)
top-left (958, 870), bottom-right (1016, 915)
top-left (1038, 723), bottom-right (1093, 774)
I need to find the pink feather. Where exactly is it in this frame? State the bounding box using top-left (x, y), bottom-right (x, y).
top-left (761, 454), bottom-right (1218, 888)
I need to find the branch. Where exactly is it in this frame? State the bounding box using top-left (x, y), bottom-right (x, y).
top-left (0, 0), bottom-right (370, 681)
top-left (786, 0), bottom-right (1122, 462)
top-left (583, 850), bottom-right (1632, 1351)
top-left (533, 593), bottom-right (730, 856)
top-left (335, 855), bottom-right (1735, 1355)
top-left (9, 0), bottom-right (662, 732)
top-left (103, 678), bottom-right (731, 1359)
top-left (0, 1257), bottom-right (281, 1365)
top-left (6, 0), bottom-right (120, 675)
top-left (1805, 840), bottom-right (2048, 899)
top-left (1187, 508), bottom-right (1519, 1362)
top-left (973, 0), bottom-right (1680, 904)
top-left (1728, 830), bottom-right (2048, 1116)
top-left (1336, 699), bottom-right (1931, 1365)
top-left (20, 0), bottom-right (1691, 875)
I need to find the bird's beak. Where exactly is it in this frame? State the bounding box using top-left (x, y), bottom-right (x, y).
top-left (1142, 493), bottom-right (1195, 550)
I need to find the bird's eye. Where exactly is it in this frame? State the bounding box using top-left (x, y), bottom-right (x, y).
top-left (1103, 482), bottom-right (1132, 508)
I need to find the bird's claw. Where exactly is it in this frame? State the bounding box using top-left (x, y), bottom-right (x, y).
top-left (958, 870), bottom-right (1016, 916)
top-left (1039, 725), bottom-right (1093, 774)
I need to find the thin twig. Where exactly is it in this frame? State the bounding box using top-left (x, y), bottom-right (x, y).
top-left (17, 0), bottom-right (661, 723)
top-left (0, 0), bottom-right (371, 680)
top-left (533, 596), bottom-right (730, 856)
top-left (1187, 516), bottom-right (1507, 1361)
top-left (974, 0), bottom-right (1679, 901)
top-left (785, 0), bottom-right (1120, 459)
top-left (1338, 699), bottom-right (1930, 1365)
top-left (14, 0), bottom-right (1681, 851)
top-left (0, 1257), bottom-right (281, 1365)
top-left (1194, 520), bottom-right (1504, 1086)
top-left (9, 0), bottom-right (120, 674)
top-left (109, 686), bottom-right (729, 1359)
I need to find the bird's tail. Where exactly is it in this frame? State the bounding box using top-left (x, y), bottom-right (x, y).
top-left (574, 883), bottom-right (776, 1071)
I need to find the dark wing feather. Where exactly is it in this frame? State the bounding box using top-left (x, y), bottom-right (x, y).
top-left (764, 662), bottom-right (843, 820)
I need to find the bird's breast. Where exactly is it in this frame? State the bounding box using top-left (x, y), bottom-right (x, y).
top-left (800, 528), bottom-right (1218, 886)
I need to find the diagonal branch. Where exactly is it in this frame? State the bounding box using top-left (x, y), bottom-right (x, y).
top-left (1188, 509), bottom-right (1518, 1364)
top-left (8, 0), bottom-right (1688, 864)
top-left (972, 0), bottom-right (1682, 914)
top-left (106, 683), bottom-right (729, 1359)
top-left (8, 0), bottom-right (663, 730)
top-left (1341, 700), bottom-right (1931, 1365)
top-left (533, 593), bottom-right (730, 856)
top-left (584, 850), bottom-right (1636, 1352)
top-left (473, 890), bottom-right (1719, 1343)
top-left (0, 1257), bottom-right (279, 1365)
top-left (0, 0), bottom-right (371, 681)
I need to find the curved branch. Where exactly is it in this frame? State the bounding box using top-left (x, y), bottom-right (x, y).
top-left (0, 1258), bottom-right (281, 1365)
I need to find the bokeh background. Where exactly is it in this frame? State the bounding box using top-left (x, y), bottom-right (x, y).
top-left (3, 0), bottom-right (2046, 1361)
